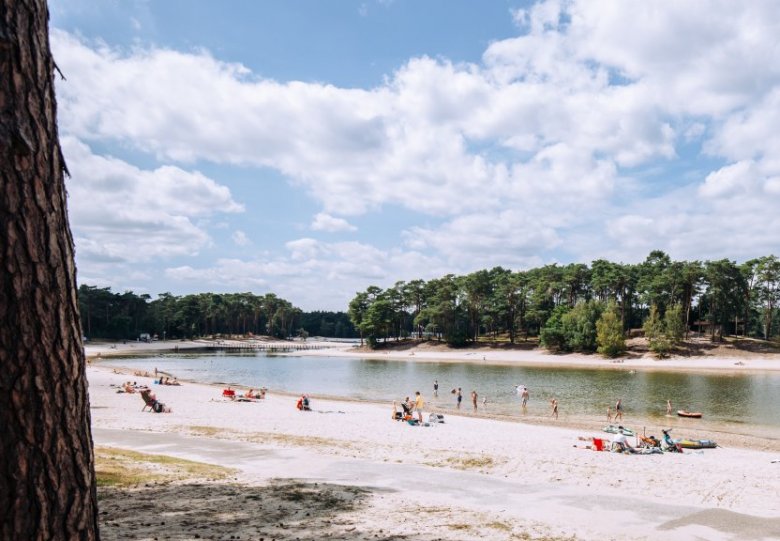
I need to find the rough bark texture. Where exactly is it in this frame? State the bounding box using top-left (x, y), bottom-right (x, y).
top-left (0, 1), bottom-right (100, 539)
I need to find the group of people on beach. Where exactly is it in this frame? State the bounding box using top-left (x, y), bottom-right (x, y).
top-left (393, 391), bottom-right (425, 423)
top-left (222, 386), bottom-right (267, 401)
top-left (119, 381), bottom-right (148, 394)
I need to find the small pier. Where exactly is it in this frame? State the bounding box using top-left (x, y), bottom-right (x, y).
top-left (205, 342), bottom-right (335, 353)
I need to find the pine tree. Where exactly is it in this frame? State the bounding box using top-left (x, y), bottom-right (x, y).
top-left (596, 302), bottom-right (626, 357)
top-left (644, 305), bottom-right (672, 357)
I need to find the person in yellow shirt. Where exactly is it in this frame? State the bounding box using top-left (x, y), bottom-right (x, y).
top-left (414, 391), bottom-right (424, 424)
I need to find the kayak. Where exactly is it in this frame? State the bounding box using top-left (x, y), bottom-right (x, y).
top-left (675, 438), bottom-right (717, 449)
top-left (603, 425), bottom-right (635, 437)
top-left (677, 410), bottom-right (703, 418)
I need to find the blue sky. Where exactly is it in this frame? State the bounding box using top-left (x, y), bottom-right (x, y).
top-left (50, 1), bottom-right (780, 310)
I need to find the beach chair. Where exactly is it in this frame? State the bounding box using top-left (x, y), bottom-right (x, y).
top-left (140, 389), bottom-right (169, 413)
top-left (140, 389), bottom-right (156, 412)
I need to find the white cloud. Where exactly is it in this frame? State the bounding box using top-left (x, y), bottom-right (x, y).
top-left (50, 2), bottom-right (780, 307)
top-left (232, 230), bottom-right (251, 246)
top-left (164, 239), bottom-right (448, 310)
top-left (63, 136), bottom-right (242, 265)
top-left (310, 213), bottom-right (357, 232)
top-left (699, 160), bottom-right (759, 199)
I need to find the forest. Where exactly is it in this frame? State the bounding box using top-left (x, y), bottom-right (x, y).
top-left (348, 251), bottom-right (780, 353)
top-left (78, 250), bottom-right (780, 355)
top-left (77, 287), bottom-right (357, 340)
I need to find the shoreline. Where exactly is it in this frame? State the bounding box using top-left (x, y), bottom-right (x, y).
top-left (87, 363), bottom-right (780, 540)
top-left (85, 337), bottom-right (780, 375)
top-left (96, 359), bottom-right (780, 453)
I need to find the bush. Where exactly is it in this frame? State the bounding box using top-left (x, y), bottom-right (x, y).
top-left (644, 305), bottom-right (672, 357)
top-left (541, 301), bottom-right (603, 353)
top-left (596, 302), bottom-right (626, 357)
top-left (540, 306), bottom-right (570, 351)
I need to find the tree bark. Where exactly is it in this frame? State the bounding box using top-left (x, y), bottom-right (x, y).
top-left (0, 1), bottom-right (100, 539)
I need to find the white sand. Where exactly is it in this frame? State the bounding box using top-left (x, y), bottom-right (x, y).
top-left (89, 361), bottom-right (780, 541)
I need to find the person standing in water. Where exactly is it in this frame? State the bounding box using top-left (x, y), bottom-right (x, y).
top-left (614, 398), bottom-right (623, 422)
top-left (666, 399), bottom-right (673, 416)
top-left (471, 390), bottom-right (478, 412)
top-left (433, 379), bottom-right (439, 397)
top-left (521, 386), bottom-right (529, 409)
top-left (550, 398), bottom-right (559, 419)
top-left (456, 387), bottom-right (463, 409)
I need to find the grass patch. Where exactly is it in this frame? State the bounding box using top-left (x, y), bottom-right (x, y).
top-left (486, 521), bottom-right (513, 532)
top-left (187, 425), bottom-right (225, 437)
top-left (425, 453), bottom-right (501, 472)
top-left (95, 447), bottom-right (236, 487)
top-left (272, 480), bottom-right (367, 512)
top-left (187, 425), bottom-right (350, 450)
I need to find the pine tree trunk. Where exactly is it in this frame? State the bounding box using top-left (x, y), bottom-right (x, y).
top-left (0, 1), bottom-right (100, 539)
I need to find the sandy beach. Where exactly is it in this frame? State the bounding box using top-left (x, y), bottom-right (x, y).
top-left (88, 340), bottom-right (780, 540)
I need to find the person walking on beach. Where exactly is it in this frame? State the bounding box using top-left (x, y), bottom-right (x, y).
top-left (433, 379), bottom-right (439, 397)
top-left (456, 387), bottom-right (463, 409)
top-left (414, 391), bottom-right (425, 424)
top-left (521, 386), bottom-right (529, 409)
top-left (666, 399), bottom-right (673, 416)
top-left (550, 398), bottom-right (559, 419)
top-left (471, 390), bottom-right (478, 412)
top-left (614, 398), bottom-right (623, 422)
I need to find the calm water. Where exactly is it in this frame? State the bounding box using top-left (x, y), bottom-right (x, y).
top-left (103, 352), bottom-right (780, 437)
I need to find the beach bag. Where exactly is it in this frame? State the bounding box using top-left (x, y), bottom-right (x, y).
top-left (428, 413), bottom-right (445, 423)
top-left (393, 411), bottom-right (403, 420)
top-left (153, 401), bottom-right (164, 413)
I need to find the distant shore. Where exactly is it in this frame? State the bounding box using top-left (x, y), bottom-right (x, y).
top-left (86, 336), bottom-right (780, 374)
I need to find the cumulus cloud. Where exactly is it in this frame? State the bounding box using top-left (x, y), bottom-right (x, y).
top-left (63, 137), bottom-right (243, 265)
top-left (310, 213), bottom-right (357, 232)
top-left (50, 1), bottom-right (780, 307)
top-left (164, 239), bottom-right (447, 310)
top-left (232, 230), bottom-right (251, 246)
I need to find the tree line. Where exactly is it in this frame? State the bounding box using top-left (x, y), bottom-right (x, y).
top-left (77, 286), bottom-right (358, 340)
top-left (347, 251), bottom-right (780, 352)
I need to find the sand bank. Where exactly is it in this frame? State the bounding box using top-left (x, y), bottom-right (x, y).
top-left (86, 337), bottom-right (780, 374)
top-left (89, 365), bottom-right (780, 540)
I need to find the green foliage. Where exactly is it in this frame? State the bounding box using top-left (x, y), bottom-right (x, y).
top-left (539, 305), bottom-right (570, 351)
top-left (596, 302), bottom-right (626, 357)
top-left (76, 286), bottom-right (353, 341)
top-left (664, 304), bottom-right (685, 344)
top-left (540, 301), bottom-right (602, 352)
top-left (561, 300), bottom-right (603, 352)
top-left (644, 305), bottom-right (672, 357)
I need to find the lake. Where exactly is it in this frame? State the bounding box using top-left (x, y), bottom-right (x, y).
top-left (102, 351), bottom-right (780, 438)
